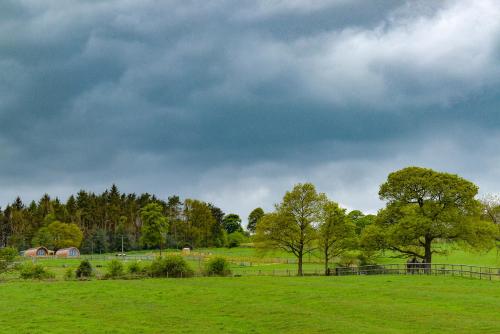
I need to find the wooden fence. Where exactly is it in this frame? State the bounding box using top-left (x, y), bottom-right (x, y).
top-left (334, 263), bottom-right (500, 280)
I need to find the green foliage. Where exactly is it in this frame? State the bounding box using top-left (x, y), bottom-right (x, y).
top-left (183, 199), bottom-right (218, 248)
top-left (255, 183), bottom-right (326, 275)
top-left (0, 185), bottom-right (231, 255)
top-left (106, 260), bottom-right (124, 279)
top-left (363, 166), bottom-right (498, 263)
top-left (0, 247), bottom-right (18, 262)
top-left (0, 247), bottom-right (18, 273)
top-left (347, 210), bottom-right (375, 235)
top-left (140, 203), bottom-right (169, 251)
top-left (227, 231), bottom-right (247, 248)
top-left (247, 208), bottom-right (264, 233)
top-left (32, 220), bottom-right (83, 250)
top-left (76, 260), bottom-right (93, 279)
top-left (149, 255), bottom-right (194, 278)
top-left (31, 227), bottom-right (54, 249)
top-left (222, 214), bottom-right (243, 234)
top-left (64, 268), bottom-right (74, 280)
top-left (205, 257), bottom-right (232, 276)
top-left (318, 201), bottom-right (356, 274)
top-left (127, 261), bottom-right (142, 275)
top-left (19, 263), bottom-right (55, 280)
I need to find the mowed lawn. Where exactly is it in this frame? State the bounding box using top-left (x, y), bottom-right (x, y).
top-left (0, 276), bottom-right (498, 334)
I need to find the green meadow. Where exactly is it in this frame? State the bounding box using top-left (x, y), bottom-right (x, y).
top-left (2, 244), bottom-right (497, 333)
top-left (0, 275), bottom-right (498, 334)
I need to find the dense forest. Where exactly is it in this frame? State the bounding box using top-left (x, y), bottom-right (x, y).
top-left (0, 185), bottom-right (248, 253)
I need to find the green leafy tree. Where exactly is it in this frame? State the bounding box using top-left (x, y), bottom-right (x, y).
top-left (183, 200), bottom-right (216, 248)
top-left (222, 214), bottom-right (243, 234)
top-left (247, 208), bottom-right (264, 233)
top-left (140, 203), bottom-right (169, 255)
top-left (208, 203), bottom-right (226, 247)
top-left (362, 167), bottom-right (498, 264)
top-left (255, 183), bottom-right (326, 275)
top-left (318, 201), bottom-right (356, 275)
top-left (347, 210), bottom-right (376, 235)
top-left (31, 227), bottom-right (55, 249)
top-left (33, 221), bottom-right (82, 250)
top-left (47, 221), bottom-right (83, 250)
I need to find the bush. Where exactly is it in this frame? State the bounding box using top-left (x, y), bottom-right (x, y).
top-left (0, 247), bottom-right (18, 273)
top-left (105, 260), bottom-right (124, 279)
top-left (64, 268), bottom-right (74, 280)
top-left (205, 257), bottom-right (232, 276)
top-left (19, 263), bottom-right (55, 280)
top-left (127, 261), bottom-right (142, 275)
top-left (150, 255), bottom-right (194, 278)
top-left (227, 231), bottom-right (247, 248)
top-left (76, 260), bottom-right (93, 279)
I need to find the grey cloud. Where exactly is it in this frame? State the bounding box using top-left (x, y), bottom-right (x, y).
top-left (1, 0), bottom-right (500, 217)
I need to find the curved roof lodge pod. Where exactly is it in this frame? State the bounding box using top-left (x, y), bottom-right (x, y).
top-left (55, 247), bottom-right (80, 257)
top-left (23, 246), bottom-right (50, 257)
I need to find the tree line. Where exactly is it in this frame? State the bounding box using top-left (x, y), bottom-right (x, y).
top-left (0, 184), bottom-right (250, 253)
top-left (255, 167), bottom-right (500, 275)
top-left (1, 166), bottom-right (498, 277)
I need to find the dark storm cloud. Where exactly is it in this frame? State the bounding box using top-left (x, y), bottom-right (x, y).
top-left (1, 0), bottom-right (500, 217)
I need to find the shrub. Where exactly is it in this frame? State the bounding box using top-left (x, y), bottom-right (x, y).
top-left (64, 268), bottom-right (74, 280)
top-left (76, 260), bottom-right (93, 279)
top-left (127, 261), bottom-right (142, 275)
top-left (227, 232), bottom-right (247, 248)
top-left (106, 260), bottom-right (124, 279)
top-left (205, 257), bottom-right (232, 276)
top-left (0, 247), bottom-right (18, 273)
top-left (19, 263), bottom-right (55, 280)
top-left (149, 255), bottom-right (194, 278)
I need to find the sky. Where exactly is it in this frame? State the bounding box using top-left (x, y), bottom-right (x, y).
top-left (1, 0), bottom-right (500, 220)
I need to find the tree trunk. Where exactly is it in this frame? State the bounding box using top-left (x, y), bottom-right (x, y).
top-left (424, 237), bottom-right (432, 263)
top-left (324, 247), bottom-right (329, 276)
top-left (298, 249), bottom-right (303, 276)
top-left (424, 236), bottom-right (432, 273)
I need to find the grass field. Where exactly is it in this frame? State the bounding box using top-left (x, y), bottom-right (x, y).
top-left (0, 275), bottom-right (498, 333)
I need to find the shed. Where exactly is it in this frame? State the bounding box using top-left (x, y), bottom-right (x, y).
top-left (24, 246), bottom-right (50, 257)
top-left (55, 247), bottom-right (80, 257)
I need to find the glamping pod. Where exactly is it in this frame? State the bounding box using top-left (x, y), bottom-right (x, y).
top-left (55, 247), bottom-right (80, 257)
top-left (23, 246), bottom-right (50, 257)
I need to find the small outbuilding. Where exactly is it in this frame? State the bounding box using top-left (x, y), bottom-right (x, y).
top-left (24, 246), bottom-right (50, 257)
top-left (55, 247), bottom-right (80, 258)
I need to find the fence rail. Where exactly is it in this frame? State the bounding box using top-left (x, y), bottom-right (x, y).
top-left (14, 255), bottom-right (500, 281)
top-left (334, 263), bottom-right (500, 281)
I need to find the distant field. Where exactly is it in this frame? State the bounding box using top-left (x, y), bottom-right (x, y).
top-left (9, 244), bottom-right (498, 280)
top-left (0, 276), bottom-right (498, 333)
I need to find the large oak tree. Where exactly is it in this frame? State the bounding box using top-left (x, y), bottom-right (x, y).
top-left (362, 167), bottom-right (498, 264)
